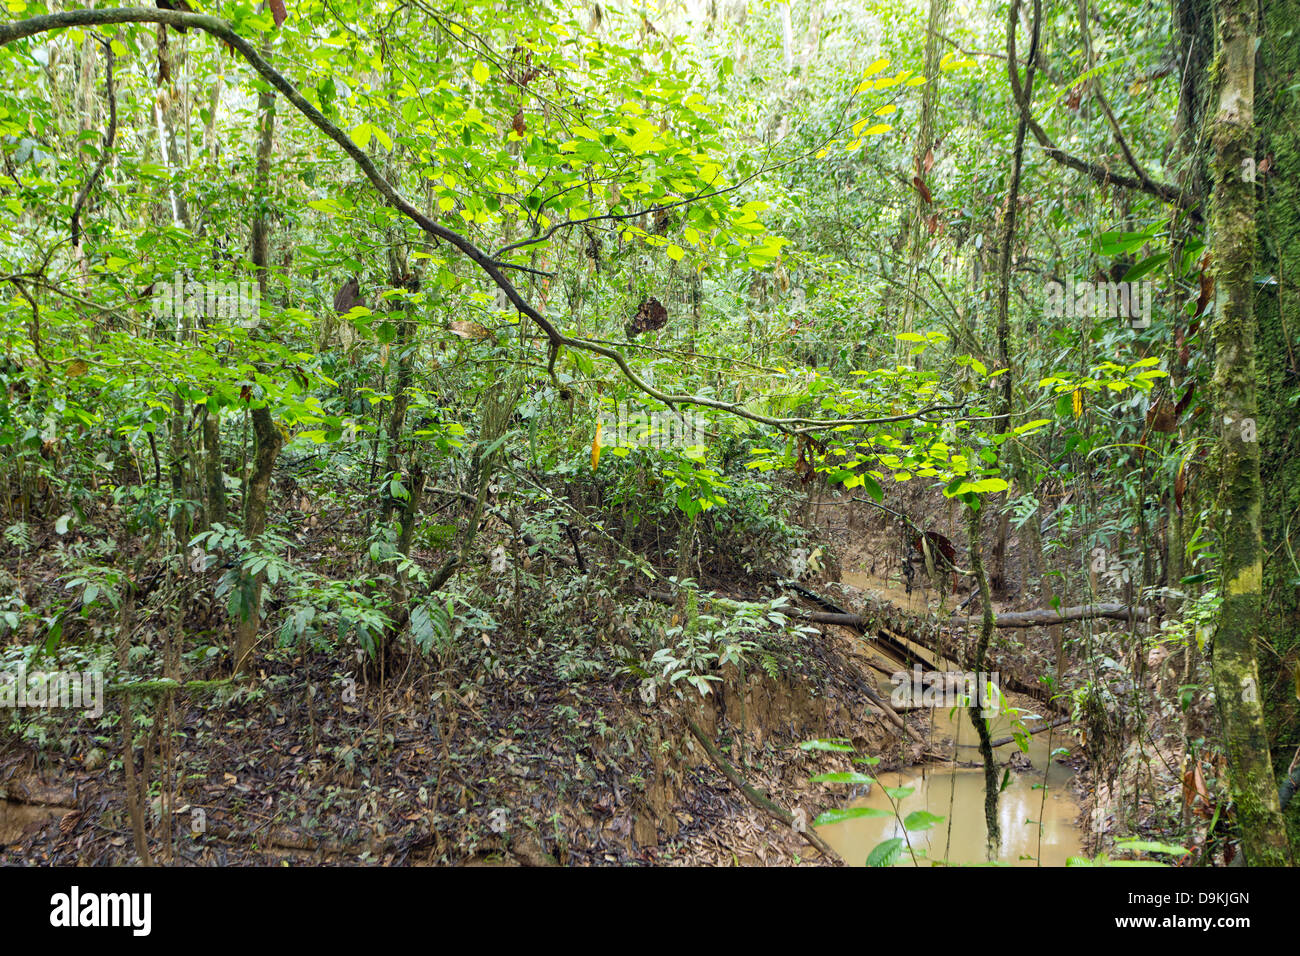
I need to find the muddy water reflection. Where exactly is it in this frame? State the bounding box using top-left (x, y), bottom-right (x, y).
top-left (818, 708), bottom-right (1085, 866)
top-left (817, 570), bottom-right (1087, 865)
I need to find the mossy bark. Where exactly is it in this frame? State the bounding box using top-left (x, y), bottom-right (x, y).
top-left (1207, 0), bottom-right (1292, 865)
top-left (1253, 0), bottom-right (1300, 854)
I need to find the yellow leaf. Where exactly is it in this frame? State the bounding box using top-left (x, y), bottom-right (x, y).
top-left (863, 58), bottom-right (890, 78)
top-left (591, 420), bottom-right (602, 470)
top-left (472, 60), bottom-right (489, 84)
top-left (666, 244), bottom-right (684, 261)
top-left (863, 123), bottom-right (893, 135)
top-left (1072, 389), bottom-right (1083, 418)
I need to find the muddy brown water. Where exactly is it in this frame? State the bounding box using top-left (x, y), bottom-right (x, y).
top-left (817, 707), bottom-right (1085, 866)
top-left (816, 570), bottom-right (1087, 866)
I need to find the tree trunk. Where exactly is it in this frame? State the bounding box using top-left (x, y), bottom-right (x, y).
top-left (990, 0), bottom-right (1038, 598)
top-left (1253, 0), bottom-right (1300, 851)
top-left (1207, 0), bottom-right (1292, 865)
top-left (202, 406), bottom-right (226, 528)
top-left (233, 58), bottom-right (282, 676)
top-left (899, 0), bottom-right (949, 351)
top-left (965, 502), bottom-right (1000, 853)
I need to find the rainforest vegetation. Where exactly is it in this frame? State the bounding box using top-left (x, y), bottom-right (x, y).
top-left (0, 0), bottom-right (1297, 870)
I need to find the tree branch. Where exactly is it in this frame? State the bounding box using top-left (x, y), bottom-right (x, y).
top-left (0, 7), bottom-right (976, 436)
top-left (1006, 0), bottom-right (1189, 209)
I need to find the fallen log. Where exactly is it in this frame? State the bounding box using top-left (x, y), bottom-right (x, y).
top-left (952, 603), bottom-right (1149, 629)
top-left (950, 716), bottom-right (1073, 749)
top-left (779, 581), bottom-right (1060, 706)
top-left (797, 604), bottom-right (1147, 630)
top-left (781, 580), bottom-right (942, 672)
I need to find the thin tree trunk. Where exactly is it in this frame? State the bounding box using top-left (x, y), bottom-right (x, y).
top-left (990, 0), bottom-right (1039, 597)
top-left (233, 51), bottom-right (282, 676)
top-left (202, 406), bottom-right (226, 528)
top-left (901, 0), bottom-right (950, 351)
top-left (965, 502), bottom-right (1000, 853)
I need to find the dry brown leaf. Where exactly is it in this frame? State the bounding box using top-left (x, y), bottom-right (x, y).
top-left (449, 320), bottom-right (493, 340)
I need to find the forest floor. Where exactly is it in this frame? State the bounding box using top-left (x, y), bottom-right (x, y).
top-left (0, 473), bottom-right (1171, 866)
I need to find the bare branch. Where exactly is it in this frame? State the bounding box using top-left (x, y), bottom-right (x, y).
top-left (1006, 0), bottom-right (1189, 209)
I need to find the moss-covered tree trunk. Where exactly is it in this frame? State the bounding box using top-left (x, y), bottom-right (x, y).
top-left (1207, 0), bottom-right (1292, 865)
top-left (1253, 0), bottom-right (1300, 852)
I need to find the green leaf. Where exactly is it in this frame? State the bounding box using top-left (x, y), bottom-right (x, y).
top-left (1122, 252), bottom-right (1169, 282)
top-left (44, 618), bottom-right (63, 656)
top-left (814, 806), bottom-right (893, 826)
top-left (949, 477), bottom-right (1008, 496)
top-left (865, 837), bottom-right (905, 867)
top-left (810, 771), bottom-right (875, 785)
top-left (799, 738), bottom-right (855, 752)
top-left (902, 810), bottom-right (944, 831)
